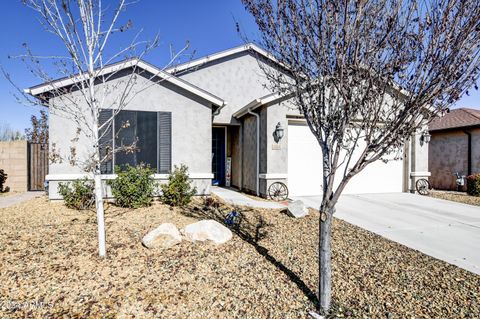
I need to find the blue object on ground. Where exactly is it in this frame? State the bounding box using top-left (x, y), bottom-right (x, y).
top-left (225, 211), bottom-right (239, 226)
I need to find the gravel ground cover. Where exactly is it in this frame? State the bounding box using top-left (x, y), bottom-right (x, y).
top-left (0, 196), bottom-right (479, 318)
top-left (429, 190), bottom-right (480, 206)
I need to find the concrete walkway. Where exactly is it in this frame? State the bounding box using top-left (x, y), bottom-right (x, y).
top-left (295, 193), bottom-right (480, 275)
top-left (211, 187), bottom-right (285, 209)
top-left (0, 192), bottom-right (43, 209)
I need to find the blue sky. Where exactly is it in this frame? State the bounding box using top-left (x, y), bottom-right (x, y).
top-left (0, 0), bottom-right (479, 132)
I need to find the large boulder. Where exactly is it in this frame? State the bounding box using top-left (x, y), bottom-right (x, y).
top-left (287, 200), bottom-right (309, 218)
top-left (183, 220), bottom-right (232, 244)
top-left (142, 223), bottom-right (182, 249)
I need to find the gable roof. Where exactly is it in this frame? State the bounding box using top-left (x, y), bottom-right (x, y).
top-left (429, 108), bottom-right (480, 131)
top-left (166, 43), bottom-right (284, 74)
top-left (24, 58), bottom-right (225, 107)
top-left (233, 92), bottom-right (294, 118)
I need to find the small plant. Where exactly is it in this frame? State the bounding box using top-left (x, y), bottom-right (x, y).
top-left (466, 174), bottom-right (480, 197)
top-left (109, 164), bottom-right (155, 208)
top-left (203, 196), bottom-right (221, 209)
top-left (0, 169), bottom-right (7, 192)
top-left (58, 178), bottom-right (95, 210)
top-left (160, 164), bottom-right (197, 207)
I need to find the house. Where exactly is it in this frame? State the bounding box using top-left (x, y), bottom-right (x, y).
top-left (428, 108), bottom-right (480, 190)
top-left (25, 44), bottom-right (430, 199)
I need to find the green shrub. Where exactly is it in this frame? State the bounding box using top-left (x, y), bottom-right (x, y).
top-left (466, 174), bottom-right (480, 197)
top-left (58, 178), bottom-right (95, 210)
top-left (109, 164), bottom-right (155, 208)
top-left (0, 169), bottom-right (7, 192)
top-left (160, 164), bottom-right (197, 207)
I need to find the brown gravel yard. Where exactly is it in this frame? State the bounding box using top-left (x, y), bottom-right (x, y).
top-left (429, 190), bottom-right (480, 206)
top-left (1, 196), bottom-right (479, 318)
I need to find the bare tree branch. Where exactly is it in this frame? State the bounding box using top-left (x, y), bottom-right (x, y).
top-left (242, 0), bottom-right (480, 313)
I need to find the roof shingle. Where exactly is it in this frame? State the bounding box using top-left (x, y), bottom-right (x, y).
top-left (429, 108), bottom-right (480, 131)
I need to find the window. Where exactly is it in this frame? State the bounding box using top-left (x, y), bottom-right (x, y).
top-left (99, 109), bottom-right (171, 174)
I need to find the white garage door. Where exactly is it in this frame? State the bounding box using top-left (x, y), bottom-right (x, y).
top-left (287, 122), bottom-right (404, 196)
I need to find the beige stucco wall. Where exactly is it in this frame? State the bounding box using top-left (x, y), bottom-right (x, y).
top-left (0, 140), bottom-right (28, 192)
top-left (178, 51), bottom-right (289, 125)
top-left (229, 126), bottom-right (242, 188)
top-left (241, 114), bottom-right (258, 193)
top-left (240, 97), bottom-right (428, 196)
top-left (237, 100), bottom-right (298, 197)
top-left (47, 69), bottom-right (214, 199)
top-left (429, 128), bottom-right (480, 190)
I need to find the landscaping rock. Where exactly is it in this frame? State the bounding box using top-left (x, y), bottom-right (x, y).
top-left (142, 223), bottom-right (182, 249)
top-left (2, 196), bottom-right (480, 318)
top-left (287, 200), bottom-right (309, 218)
top-left (183, 220), bottom-right (232, 244)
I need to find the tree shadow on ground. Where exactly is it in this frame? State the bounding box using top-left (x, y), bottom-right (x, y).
top-left (182, 199), bottom-right (319, 308)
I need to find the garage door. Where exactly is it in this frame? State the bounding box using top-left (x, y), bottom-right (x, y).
top-left (287, 122), bottom-right (404, 196)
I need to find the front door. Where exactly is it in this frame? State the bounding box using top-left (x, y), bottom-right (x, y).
top-left (212, 127), bottom-right (226, 186)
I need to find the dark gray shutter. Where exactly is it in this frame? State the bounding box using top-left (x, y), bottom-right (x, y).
top-left (157, 112), bottom-right (172, 174)
top-left (98, 109), bottom-right (113, 174)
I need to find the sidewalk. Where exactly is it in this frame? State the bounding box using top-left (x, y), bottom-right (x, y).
top-left (211, 187), bottom-right (285, 209)
top-left (0, 192), bottom-right (43, 209)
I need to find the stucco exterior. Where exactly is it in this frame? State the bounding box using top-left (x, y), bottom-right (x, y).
top-left (241, 114), bottom-right (259, 193)
top-left (429, 128), bottom-right (480, 190)
top-left (178, 51), bottom-right (285, 125)
top-left (31, 43), bottom-right (430, 200)
top-left (47, 69), bottom-right (214, 199)
top-left (237, 96), bottom-right (428, 196)
top-left (473, 129), bottom-right (480, 173)
top-left (228, 126), bottom-right (242, 189)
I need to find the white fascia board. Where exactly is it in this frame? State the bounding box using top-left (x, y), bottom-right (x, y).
top-left (24, 59), bottom-right (225, 107)
top-left (136, 61), bottom-right (225, 107)
top-left (166, 43), bottom-right (285, 74)
top-left (233, 92), bottom-right (285, 118)
top-left (25, 59), bottom-right (139, 96)
top-left (46, 173), bottom-right (214, 181)
top-left (232, 99), bottom-right (262, 118)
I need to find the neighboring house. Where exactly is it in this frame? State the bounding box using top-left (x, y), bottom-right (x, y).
top-left (25, 44), bottom-right (429, 199)
top-left (429, 108), bottom-right (480, 190)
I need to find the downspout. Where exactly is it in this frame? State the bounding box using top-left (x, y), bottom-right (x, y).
top-left (464, 131), bottom-right (472, 176)
top-left (248, 109), bottom-right (260, 196)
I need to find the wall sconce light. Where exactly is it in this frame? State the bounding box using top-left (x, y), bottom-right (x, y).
top-left (273, 122), bottom-right (284, 143)
top-left (420, 130), bottom-right (431, 145)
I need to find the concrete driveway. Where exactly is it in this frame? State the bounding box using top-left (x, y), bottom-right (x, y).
top-left (295, 193), bottom-right (480, 275)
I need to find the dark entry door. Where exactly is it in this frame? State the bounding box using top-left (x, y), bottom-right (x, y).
top-left (212, 127), bottom-right (225, 186)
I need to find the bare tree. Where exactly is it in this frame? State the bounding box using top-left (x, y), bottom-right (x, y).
top-left (0, 123), bottom-right (25, 141)
top-left (242, 0), bottom-right (480, 314)
top-left (4, 0), bottom-right (189, 258)
top-left (25, 109), bottom-right (49, 143)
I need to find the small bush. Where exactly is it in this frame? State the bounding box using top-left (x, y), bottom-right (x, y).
top-left (466, 174), bottom-right (480, 197)
top-left (58, 178), bottom-right (95, 210)
top-left (160, 164), bottom-right (197, 207)
top-left (0, 169), bottom-right (7, 192)
top-left (109, 164), bottom-right (155, 208)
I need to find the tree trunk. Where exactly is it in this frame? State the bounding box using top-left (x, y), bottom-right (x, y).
top-left (319, 207), bottom-right (333, 313)
top-left (93, 172), bottom-right (106, 257)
